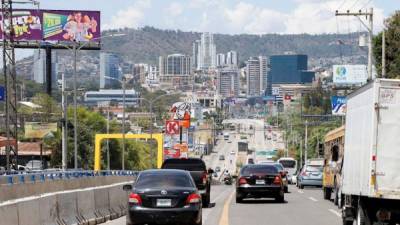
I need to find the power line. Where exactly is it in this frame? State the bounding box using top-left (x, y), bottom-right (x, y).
top-left (361, 0), bottom-right (373, 9)
top-left (349, 0), bottom-right (361, 9)
top-left (337, 0), bottom-right (347, 10)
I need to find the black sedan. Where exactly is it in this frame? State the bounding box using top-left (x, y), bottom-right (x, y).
top-left (123, 169), bottom-right (202, 225)
top-left (236, 164), bottom-right (285, 203)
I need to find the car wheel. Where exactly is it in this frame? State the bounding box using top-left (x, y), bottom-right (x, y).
top-left (236, 192), bottom-right (243, 203)
top-left (323, 187), bottom-right (332, 200)
top-left (275, 190), bottom-right (285, 203)
top-left (189, 214), bottom-right (202, 225)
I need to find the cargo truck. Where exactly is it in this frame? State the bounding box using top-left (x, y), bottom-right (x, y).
top-left (341, 79), bottom-right (400, 225)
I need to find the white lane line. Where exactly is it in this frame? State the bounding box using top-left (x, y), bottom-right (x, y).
top-left (298, 190), bottom-right (304, 194)
top-left (329, 209), bottom-right (342, 218)
top-left (309, 197), bottom-right (318, 202)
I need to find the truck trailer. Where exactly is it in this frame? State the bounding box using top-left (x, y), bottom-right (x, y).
top-left (342, 79), bottom-right (400, 225)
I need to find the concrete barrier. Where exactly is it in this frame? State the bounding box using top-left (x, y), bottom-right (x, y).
top-left (0, 203), bottom-right (18, 225)
top-left (17, 199), bottom-right (41, 225)
top-left (0, 182), bottom-right (130, 225)
top-left (38, 195), bottom-right (58, 225)
top-left (57, 192), bottom-right (79, 225)
top-left (94, 188), bottom-right (111, 223)
top-left (76, 189), bottom-right (96, 225)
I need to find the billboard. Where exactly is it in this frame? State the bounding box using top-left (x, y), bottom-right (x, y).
top-left (333, 65), bottom-right (368, 84)
top-left (331, 96), bottom-right (347, 115)
top-left (0, 9), bottom-right (100, 42)
top-left (25, 122), bottom-right (57, 138)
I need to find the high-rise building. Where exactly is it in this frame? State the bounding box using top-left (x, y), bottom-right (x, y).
top-left (159, 54), bottom-right (192, 86)
top-left (192, 40), bottom-right (201, 70)
top-left (33, 49), bottom-right (58, 85)
top-left (100, 53), bottom-right (121, 89)
top-left (216, 53), bottom-right (226, 67)
top-left (267, 54), bottom-right (315, 94)
top-left (246, 56), bottom-right (268, 97)
top-left (226, 51), bottom-right (238, 66)
top-left (133, 63), bottom-right (148, 84)
top-left (217, 67), bottom-right (239, 97)
top-left (196, 32), bottom-right (216, 70)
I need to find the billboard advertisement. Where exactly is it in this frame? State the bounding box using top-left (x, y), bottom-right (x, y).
top-left (25, 122), bottom-right (57, 138)
top-left (331, 96), bottom-right (347, 115)
top-left (333, 65), bottom-right (368, 84)
top-left (0, 9), bottom-right (100, 42)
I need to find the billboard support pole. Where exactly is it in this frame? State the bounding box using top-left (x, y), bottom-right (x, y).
top-left (45, 47), bottom-right (52, 95)
top-left (73, 43), bottom-right (78, 170)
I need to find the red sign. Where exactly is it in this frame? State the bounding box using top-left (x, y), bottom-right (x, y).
top-left (284, 95), bottom-right (292, 100)
top-left (164, 148), bottom-right (180, 159)
top-left (166, 120), bottom-right (179, 135)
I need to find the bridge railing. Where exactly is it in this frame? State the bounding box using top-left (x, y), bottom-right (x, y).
top-left (0, 170), bottom-right (138, 186)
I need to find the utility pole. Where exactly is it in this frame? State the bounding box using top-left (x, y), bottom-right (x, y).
top-left (122, 77), bottom-right (126, 170)
top-left (304, 120), bottom-right (308, 166)
top-left (336, 8), bottom-right (374, 80)
top-left (61, 72), bottom-right (67, 170)
top-left (73, 43), bottom-right (78, 169)
top-left (382, 29), bottom-right (386, 78)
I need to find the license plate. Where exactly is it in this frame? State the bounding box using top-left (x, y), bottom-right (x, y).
top-left (156, 199), bottom-right (172, 207)
top-left (256, 180), bottom-right (265, 185)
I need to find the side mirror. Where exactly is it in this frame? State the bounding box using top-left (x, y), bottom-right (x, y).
top-left (208, 169), bottom-right (214, 174)
top-left (123, 184), bottom-right (133, 191)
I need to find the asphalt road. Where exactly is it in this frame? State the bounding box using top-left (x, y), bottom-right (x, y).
top-left (104, 185), bottom-right (341, 225)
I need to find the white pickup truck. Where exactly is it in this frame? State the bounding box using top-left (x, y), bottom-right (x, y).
top-left (341, 79), bottom-right (400, 225)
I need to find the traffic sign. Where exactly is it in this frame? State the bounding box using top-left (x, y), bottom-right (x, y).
top-left (166, 120), bottom-right (179, 135)
top-left (0, 86), bottom-right (4, 101)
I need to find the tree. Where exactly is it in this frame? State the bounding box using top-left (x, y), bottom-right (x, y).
top-left (373, 11), bottom-right (400, 78)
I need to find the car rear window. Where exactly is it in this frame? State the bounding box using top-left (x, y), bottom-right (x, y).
top-left (279, 160), bottom-right (296, 168)
top-left (306, 166), bottom-right (323, 172)
top-left (241, 165), bottom-right (278, 176)
top-left (162, 159), bottom-right (206, 171)
top-left (135, 172), bottom-right (194, 188)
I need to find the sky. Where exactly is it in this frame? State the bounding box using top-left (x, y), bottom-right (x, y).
top-left (24, 0), bottom-right (398, 35)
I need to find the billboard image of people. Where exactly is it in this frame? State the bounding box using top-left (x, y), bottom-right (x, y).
top-left (0, 9), bottom-right (100, 43)
top-left (42, 10), bottom-right (99, 42)
top-left (0, 10), bottom-right (42, 40)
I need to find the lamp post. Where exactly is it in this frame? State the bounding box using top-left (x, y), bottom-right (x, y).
top-left (55, 33), bottom-right (125, 169)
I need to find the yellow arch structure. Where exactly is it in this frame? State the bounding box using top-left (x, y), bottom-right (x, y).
top-left (94, 133), bottom-right (163, 171)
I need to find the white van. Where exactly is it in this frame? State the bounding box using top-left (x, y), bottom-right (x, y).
top-left (277, 157), bottom-right (297, 184)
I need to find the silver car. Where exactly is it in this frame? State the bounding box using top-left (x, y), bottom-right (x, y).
top-left (298, 165), bottom-right (323, 189)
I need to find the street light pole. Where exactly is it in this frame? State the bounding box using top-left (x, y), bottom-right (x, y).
top-left (106, 106), bottom-right (110, 170)
top-left (73, 43), bottom-right (78, 169)
top-left (122, 77), bottom-right (126, 170)
top-left (61, 72), bottom-right (67, 170)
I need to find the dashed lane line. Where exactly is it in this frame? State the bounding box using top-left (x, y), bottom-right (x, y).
top-left (329, 209), bottom-right (342, 218)
top-left (308, 197), bottom-right (318, 202)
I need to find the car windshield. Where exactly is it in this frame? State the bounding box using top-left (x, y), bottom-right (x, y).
top-left (279, 160), bottom-right (296, 168)
top-left (135, 172), bottom-right (194, 189)
top-left (306, 166), bottom-right (323, 172)
top-left (241, 165), bottom-right (278, 176)
top-left (274, 164), bottom-right (284, 171)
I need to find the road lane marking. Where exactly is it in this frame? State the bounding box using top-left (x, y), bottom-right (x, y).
top-left (329, 209), bottom-right (342, 218)
top-left (218, 190), bottom-right (235, 225)
top-left (298, 190), bottom-right (304, 194)
top-left (309, 197), bottom-right (318, 202)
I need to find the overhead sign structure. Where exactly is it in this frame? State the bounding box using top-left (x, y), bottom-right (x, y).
top-left (333, 65), bottom-right (368, 85)
top-left (331, 96), bottom-right (347, 115)
top-left (0, 9), bottom-right (100, 43)
top-left (272, 87), bottom-right (280, 96)
top-left (0, 85), bottom-right (4, 101)
top-left (166, 120), bottom-right (180, 135)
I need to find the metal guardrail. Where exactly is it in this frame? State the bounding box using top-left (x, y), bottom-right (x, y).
top-left (0, 170), bottom-right (138, 186)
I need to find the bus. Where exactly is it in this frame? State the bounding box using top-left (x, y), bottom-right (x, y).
top-left (277, 157), bottom-right (298, 183)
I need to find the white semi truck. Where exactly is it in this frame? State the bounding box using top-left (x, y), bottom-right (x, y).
top-left (341, 79), bottom-right (400, 225)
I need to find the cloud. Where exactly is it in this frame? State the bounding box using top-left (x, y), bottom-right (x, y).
top-left (166, 2), bottom-right (184, 17)
top-left (103, 0), bottom-right (152, 30)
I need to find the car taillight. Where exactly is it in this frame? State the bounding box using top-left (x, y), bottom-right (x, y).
top-left (239, 177), bottom-right (247, 185)
top-left (186, 193), bottom-right (201, 204)
top-left (128, 193), bottom-right (142, 205)
top-left (202, 172), bottom-right (207, 184)
top-left (273, 176), bottom-right (282, 185)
